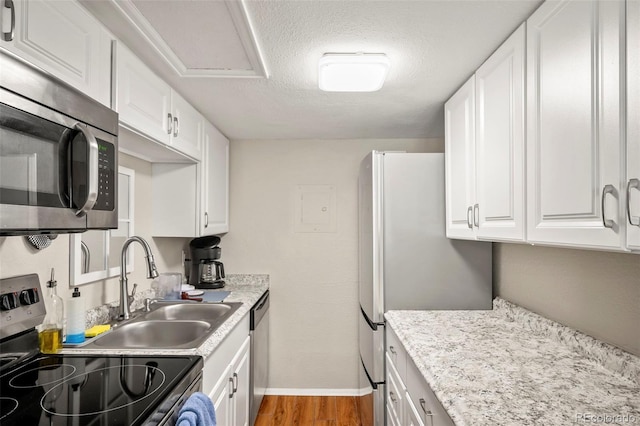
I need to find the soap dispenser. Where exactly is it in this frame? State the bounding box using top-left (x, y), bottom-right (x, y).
top-left (66, 287), bottom-right (85, 344)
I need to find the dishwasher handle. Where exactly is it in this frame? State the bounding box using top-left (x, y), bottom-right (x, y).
top-left (250, 290), bottom-right (269, 330)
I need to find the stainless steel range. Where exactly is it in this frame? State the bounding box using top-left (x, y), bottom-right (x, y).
top-left (0, 273), bottom-right (203, 426)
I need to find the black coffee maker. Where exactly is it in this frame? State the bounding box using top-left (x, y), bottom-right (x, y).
top-left (188, 235), bottom-right (225, 289)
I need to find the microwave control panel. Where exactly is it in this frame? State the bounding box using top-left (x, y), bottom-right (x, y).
top-left (95, 140), bottom-right (115, 211)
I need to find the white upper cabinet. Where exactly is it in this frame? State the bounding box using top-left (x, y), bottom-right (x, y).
top-left (626, 0), bottom-right (640, 251)
top-left (445, 76), bottom-right (476, 240)
top-left (526, 0), bottom-right (625, 250)
top-left (116, 43), bottom-right (172, 145)
top-left (115, 43), bottom-right (202, 161)
top-left (171, 90), bottom-right (203, 161)
top-left (0, 0), bottom-right (111, 105)
top-left (201, 121), bottom-right (230, 236)
top-left (475, 24), bottom-right (525, 241)
top-left (446, 24), bottom-right (525, 242)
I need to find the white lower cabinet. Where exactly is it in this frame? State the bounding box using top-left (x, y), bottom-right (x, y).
top-left (203, 315), bottom-right (250, 426)
top-left (386, 326), bottom-right (454, 426)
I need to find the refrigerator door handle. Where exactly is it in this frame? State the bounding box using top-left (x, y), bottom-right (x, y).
top-left (360, 356), bottom-right (383, 389)
top-left (361, 306), bottom-right (384, 331)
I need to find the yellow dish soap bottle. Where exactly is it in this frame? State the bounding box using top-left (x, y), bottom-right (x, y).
top-left (39, 268), bottom-right (64, 354)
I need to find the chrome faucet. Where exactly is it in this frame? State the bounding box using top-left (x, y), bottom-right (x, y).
top-left (119, 236), bottom-right (159, 320)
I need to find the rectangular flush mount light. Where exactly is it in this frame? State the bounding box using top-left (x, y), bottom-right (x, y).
top-left (319, 53), bottom-right (390, 92)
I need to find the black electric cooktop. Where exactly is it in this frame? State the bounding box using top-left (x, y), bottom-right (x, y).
top-left (0, 353), bottom-right (201, 426)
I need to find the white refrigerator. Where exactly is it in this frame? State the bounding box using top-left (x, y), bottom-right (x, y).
top-left (357, 151), bottom-right (492, 425)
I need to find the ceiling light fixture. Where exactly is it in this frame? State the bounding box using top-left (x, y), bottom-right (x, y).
top-left (318, 53), bottom-right (390, 92)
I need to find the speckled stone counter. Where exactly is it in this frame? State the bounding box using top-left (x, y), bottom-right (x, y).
top-left (385, 298), bottom-right (640, 426)
top-left (62, 274), bottom-right (268, 358)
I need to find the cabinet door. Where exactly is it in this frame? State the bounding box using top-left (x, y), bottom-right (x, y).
top-left (171, 90), bottom-right (203, 161)
top-left (627, 0), bottom-right (640, 251)
top-left (405, 395), bottom-right (425, 426)
top-left (201, 121), bottom-right (230, 235)
top-left (445, 76), bottom-right (476, 239)
top-left (230, 336), bottom-right (250, 426)
top-left (116, 43), bottom-right (172, 145)
top-left (475, 24), bottom-right (525, 241)
top-left (208, 364), bottom-right (232, 426)
top-left (526, 0), bottom-right (625, 250)
top-left (0, 0), bottom-right (111, 105)
top-left (385, 354), bottom-right (404, 426)
top-left (151, 163), bottom-right (198, 237)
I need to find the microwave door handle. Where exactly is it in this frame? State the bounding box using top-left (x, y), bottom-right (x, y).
top-left (73, 123), bottom-right (99, 217)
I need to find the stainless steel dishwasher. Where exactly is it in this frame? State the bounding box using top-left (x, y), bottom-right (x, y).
top-left (249, 290), bottom-right (269, 425)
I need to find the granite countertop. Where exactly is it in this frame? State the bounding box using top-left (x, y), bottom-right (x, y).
top-left (62, 274), bottom-right (268, 359)
top-left (385, 298), bottom-right (640, 426)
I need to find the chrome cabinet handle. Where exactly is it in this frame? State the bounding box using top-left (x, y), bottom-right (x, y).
top-left (173, 117), bottom-right (179, 137)
top-left (73, 123), bottom-right (99, 217)
top-left (419, 398), bottom-right (433, 416)
top-left (204, 212), bottom-right (209, 228)
top-left (232, 372), bottom-right (238, 393)
top-left (167, 113), bottom-right (173, 134)
top-left (2, 0), bottom-right (15, 42)
top-left (389, 345), bottom-right (396, 355)
top-left (466, 206), bottom-right (473, 229)
top-left (389, 391), bottom-right (397, 403)
top-left (626, 179), bottom-right (640, 227)
top-left (473, 203), bottom-right (479, 227)
top-left (228, 377), bottom-right (234, 398)
top-left (601, 184), bottom-right (617, 229)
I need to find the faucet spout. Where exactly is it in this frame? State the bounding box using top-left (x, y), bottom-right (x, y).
top-left (119, 236), bottom-right (159, 320)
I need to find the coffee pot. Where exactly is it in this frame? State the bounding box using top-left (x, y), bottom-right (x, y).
top-left (188, 235), bottom-right (225, 289)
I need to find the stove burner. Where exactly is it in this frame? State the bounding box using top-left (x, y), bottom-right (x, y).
top-left (8, 361), bottom-right (76, 389)
top-left (40, 364), bottom-right (166, 417)
top-left (0, 397), bottom-right (19, 420)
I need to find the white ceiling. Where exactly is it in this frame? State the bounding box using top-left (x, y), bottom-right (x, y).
top-left (82, 0), bottom-right (543, 141)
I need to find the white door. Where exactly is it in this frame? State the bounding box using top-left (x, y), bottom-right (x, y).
top-left (171, 90), bottom-right (203, 161)
top-left (1, 0), bottom-right (111, 105)
top-left (208, 364), bottom-right (232, 426)
top-left (201, 121), bottom-right (230, 236)
top-left (445, 76), bottom-right (476, 239)
top-left (626, 0), bottom-right (640, 251)
top-left (116, 43), bottom-right (172, 145)
top-left (526, 0), bottom-right (625, 250)
top-left (230, 337), bottom-right (250, 426)
top-left (475, 24), bottom-right (525, 241)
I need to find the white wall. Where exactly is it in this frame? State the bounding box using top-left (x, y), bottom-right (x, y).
top-left (0, 153), bottom-right (188, 316)
top-left (494, 243), bottom-right (640, 356)
top-left (222, 138), bottom-right (443, 392)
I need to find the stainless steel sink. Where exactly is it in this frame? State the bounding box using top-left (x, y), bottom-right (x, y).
top-left (83, 302), bottom-right (242, 350)
top-left (144, 303), bottom-right (235, 321)
top-left (91, 320), bottom-right (212, 349)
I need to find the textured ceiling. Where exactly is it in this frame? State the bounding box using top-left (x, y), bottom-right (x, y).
top-left (82, 0), bottom-right (543, 141)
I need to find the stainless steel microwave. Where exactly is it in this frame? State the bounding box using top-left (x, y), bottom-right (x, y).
top-left (0, 50), bottom-right (118, 235)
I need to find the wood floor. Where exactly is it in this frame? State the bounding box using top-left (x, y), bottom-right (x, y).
top-left (254, 395), bottom-right (363, 426)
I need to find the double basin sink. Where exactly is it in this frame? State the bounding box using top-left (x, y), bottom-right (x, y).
top-left (83, 302), bottom-right (242, 350)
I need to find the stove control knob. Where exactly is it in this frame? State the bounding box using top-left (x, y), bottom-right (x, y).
top-left (0, 292), bottom-right (19, 311)
top-left (20, 288), bottom-right (39, 305)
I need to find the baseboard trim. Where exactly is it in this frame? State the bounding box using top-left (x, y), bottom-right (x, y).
top-left (266, 388), bottom-right (366, 396)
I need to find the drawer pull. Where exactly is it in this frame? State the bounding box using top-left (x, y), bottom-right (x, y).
top-left (466, 206), bottom-right (473, 228)
top-left (389, 391), bottom-right (397, 403)
top-left (389, 345), bottom-right (396, 355)
top-left (419, 398), bottom-right (433, 416)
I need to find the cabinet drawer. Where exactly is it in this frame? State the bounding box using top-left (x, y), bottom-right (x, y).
top-left (385, 353), bottom-right (404, 426)
top-left (386, 326), bottom-right (407, 381)
top-left (406, 359), bottom-right (454, 426)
